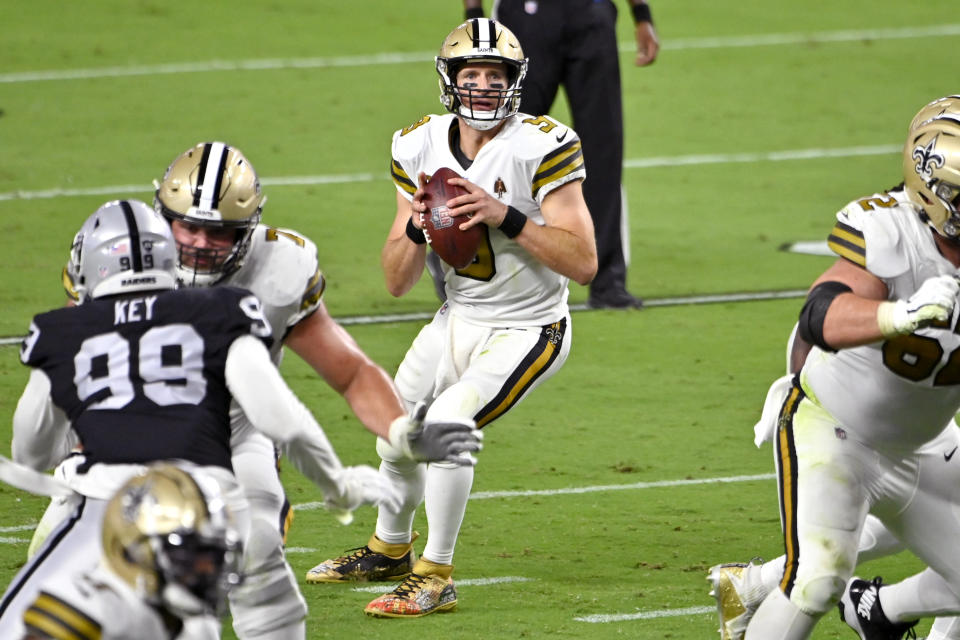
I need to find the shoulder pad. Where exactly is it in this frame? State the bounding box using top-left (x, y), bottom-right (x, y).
top-left (828, 193), bottom-right (911, 278)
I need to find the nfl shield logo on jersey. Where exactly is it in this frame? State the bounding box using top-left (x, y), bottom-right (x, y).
top-left (430, 206), bottom-right (455, 230)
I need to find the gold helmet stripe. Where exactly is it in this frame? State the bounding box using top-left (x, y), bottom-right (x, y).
top-left (195, 142), bottom-right (229, 213)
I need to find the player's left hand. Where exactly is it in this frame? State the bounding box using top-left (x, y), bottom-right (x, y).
top-left (444, 176), bottom-right (509, 230)
top-left (324, 464), bottom-right (403, 525)
top-left (388, 402), bottom-right (483, 466)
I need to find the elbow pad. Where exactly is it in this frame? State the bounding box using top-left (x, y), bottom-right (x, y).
top-left (797, 281), bottom-right (852, 352)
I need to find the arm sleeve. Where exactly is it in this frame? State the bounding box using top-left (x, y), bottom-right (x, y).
top-left (12, 369), bottom-right (75, 470)
top-left (224, 334), bottom-right (345, 498)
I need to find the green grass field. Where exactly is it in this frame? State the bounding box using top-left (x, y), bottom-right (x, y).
top-left (2, 1), bottom-right (958, 637)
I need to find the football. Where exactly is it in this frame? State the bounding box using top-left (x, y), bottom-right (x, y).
top-left (420, 167), bottom-right (484, 270)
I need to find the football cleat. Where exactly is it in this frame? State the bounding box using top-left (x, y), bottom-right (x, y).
top-left (305, 533), bottom-right (417, 583)
top-left (364, 558), bottom-right (457, 618)
top-left (707, 560), bottom-right (767, 640)
top-left (838, 576), bottom-right (918, 640)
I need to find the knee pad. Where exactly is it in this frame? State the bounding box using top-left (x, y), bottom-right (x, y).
top-left (791, 574), bottom-right (847, 615)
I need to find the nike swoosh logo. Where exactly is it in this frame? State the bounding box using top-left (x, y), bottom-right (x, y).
top-left (946, 446), bottom-right (958, 462)
top-left (556, 130), bottom-right (568, 143)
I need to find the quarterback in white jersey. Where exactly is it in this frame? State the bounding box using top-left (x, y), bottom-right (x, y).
top-left (306, 18), bottom-right (597, 619)
top-left (391, 110), bottom-right (583, 326)
top-left (739, 112), bottom-right (960, 640)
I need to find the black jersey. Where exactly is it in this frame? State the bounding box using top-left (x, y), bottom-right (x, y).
top-left (20, 286), bottom-right (273, 471)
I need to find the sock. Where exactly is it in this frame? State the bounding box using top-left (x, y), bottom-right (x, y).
top-left (880, 568), bottom-right (960, 621)
top-left (375, 458), bottom-right (425, 544)
top-left (421, 461), bottom-right (474, 565)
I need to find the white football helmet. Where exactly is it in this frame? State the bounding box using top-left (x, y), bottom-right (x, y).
top-left (101, 464), bottom-right (242, 619)
top-left (66, 199), bottom-right (177, 303)
top-left (904, 115), bottom-right (960, 237)
top-left (436, 18), bottom-right (527, 131)
top-left (154, 142), bottom-right (264, 287)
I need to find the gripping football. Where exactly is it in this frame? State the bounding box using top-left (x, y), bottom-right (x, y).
top-left (420, 167), bottom-right (483, 270)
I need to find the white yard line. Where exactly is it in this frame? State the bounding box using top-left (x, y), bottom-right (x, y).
top-left (0, 145), bottom-right (901, 203)
top-left (575, 605), bottom-right (716, 623)
top-left (0, 290), bottom-right (806, 344)
top-left (289, 472), bottom-right (775, 512)
top-left (0, 472), bottom-right (775, 542)
top-left (1, 25), bottom-right (957, 84)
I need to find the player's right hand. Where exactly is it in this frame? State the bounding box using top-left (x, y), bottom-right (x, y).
top-left (879, 274), bottom-right (960, 337)
top-left (388, 403), bottom-right (483, 466)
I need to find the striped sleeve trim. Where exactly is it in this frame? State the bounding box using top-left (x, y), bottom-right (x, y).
top-left (23, 591), bottom-right (102, 640)
top-left (300, 267), bottom-right (326, 311)
top-left (827, 221), bottom-right (866, 267)
top-left (474, 319), bottom-right (566, 427)
top-left (532, 140), bottom-right (584, 199)
top-left (391, 159), bottom-right (416, 195)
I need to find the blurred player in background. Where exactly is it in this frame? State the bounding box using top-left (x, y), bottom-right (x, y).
top-left (20, 464), bottom-right (242, 640)
top-left (305, 18), bottom-right (597, 618)
top-left (2, 200), bottom-right (401, 639)
top-left (709, 94), bottom-right (960, 640)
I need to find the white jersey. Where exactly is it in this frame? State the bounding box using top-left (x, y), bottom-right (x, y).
top-left (223, 222), bottom-right (325, 362)
top-left (802, 187), bottom-right (960, 452)
top-left (18, 564), bottom-right (175, 640)
top-left (220, 223), bottom-right (325, 443)
top-left (391, 112), bottom-right (585, 327)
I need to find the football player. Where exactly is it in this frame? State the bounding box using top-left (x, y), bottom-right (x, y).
top-left (709, 95), bottom-right (960, 640)
top-left (305, 18), bottom-right (597, 618)
top-left (30, 143), bottom-right (483, 639)
top-left (20, 464), bottom-right (241, 640)
top-left (712, 108), bottom-right (960, 640)
top-left (1, 200), bottom-right (402, 639)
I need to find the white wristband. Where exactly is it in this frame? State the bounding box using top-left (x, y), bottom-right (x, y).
top-left (876, 300), bottom-right (905, 338)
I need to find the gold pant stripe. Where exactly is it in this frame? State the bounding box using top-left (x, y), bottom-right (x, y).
top-left (474, 319), bottom-right (566, 428)
top-left (776, 381), bottom-right (804, 597)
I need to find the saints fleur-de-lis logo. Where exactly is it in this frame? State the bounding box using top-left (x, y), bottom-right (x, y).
top-left (494, 177), bottom-right (507, 199)
top-left (121, 481), bottom-right (154, 522)
top-left (913, 135), bottom-right (945, 180)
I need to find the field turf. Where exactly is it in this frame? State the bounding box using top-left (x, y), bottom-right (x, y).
top-left (2, 1), bottom-right (958, 637)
